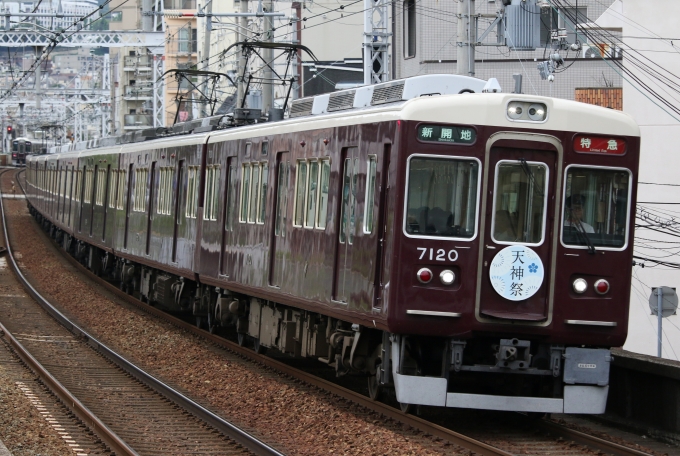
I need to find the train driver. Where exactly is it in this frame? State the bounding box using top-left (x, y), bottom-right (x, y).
top-left (564, 194), bottom-right (595, 233)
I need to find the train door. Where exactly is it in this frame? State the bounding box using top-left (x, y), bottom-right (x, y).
top-left (219, 157), bottom-right (236, 276)
top-left (124, 164), bottom-right (133, 249)
top-left (172, 159), bottom-right (184, 263)
top-left (269, 152), bottom-right (290, 287)
top-left (146, 161), bottom-right (157, 255)
top-left (477, 144), bottom-right (558, 322)
top-left (333, 147), bottom-right (360, 303)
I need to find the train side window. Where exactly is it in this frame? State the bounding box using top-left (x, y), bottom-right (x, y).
top-left (240, 164), bottom-right (251, 222)
top-left (203, 165), bottom-right (220, 221)
top-left (257, 163), bottom-right (268, 224)
top-left (157, 167), bottom-right (173, 215)
top-left (74, 170), bottom-right (82, 202)
top-left (275, 159), bottom-right (289, 237)
top-left (305, 160), bottom-right (319, 228)
top-left (492, 161), bottom-right (547, 245)
top-left (117, 170), bottom-right (126, 210)
top-left (405, 157), bottom-right (480, 239)
top-left (84, 169), bottom-right (94, 204)
top-left (364, 156), bottom-right (377, 233)
top-left (109, 170), bottom-right (117, 208)
top-left (248, 163), bottom-right (260, 223)
top-left (157, 168), bottom-right (166, 215)
top-left (185, 166), bottom-right (199, 219)
top-left (316, 159), bottom-right (331, 229)
top-left (133, 168), bottom-right (149, 212)
top-left (562, 166), bottom-right (631, 249)
top-left (293, 160), bottom-right (308, 227)
top-left (96, 168), bottom-right (107, 206)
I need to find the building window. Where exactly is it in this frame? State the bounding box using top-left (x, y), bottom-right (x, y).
top-left (110, 11), bottom-right (122, 22)
top-left (404, 0), bottom-right (416, 58)
top-left (540, 6), bottom-right (587, 47)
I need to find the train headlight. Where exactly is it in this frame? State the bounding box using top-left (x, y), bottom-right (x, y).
top-left (528, 103), bottom-right (547, 121)
top-left (440, 270), bottom-right (455, 285)
top-left (594, 279), bottom-right (610, 295)
top-left (507, 102), bottom-right (523, 120)
top-left (417, 268), bottom-right (433, 284)
top-left (573, 278), bottom-right (588, 294)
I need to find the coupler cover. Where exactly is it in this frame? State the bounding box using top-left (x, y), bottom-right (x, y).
top-left (563, 348), bottom-right (611, 386)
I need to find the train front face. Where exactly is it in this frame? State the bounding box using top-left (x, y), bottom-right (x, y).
top-left (385, 93), bottom-right (640, 413)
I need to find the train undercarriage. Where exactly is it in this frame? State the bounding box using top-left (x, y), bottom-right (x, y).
top-left (32, 208), bottom-right (612, 415)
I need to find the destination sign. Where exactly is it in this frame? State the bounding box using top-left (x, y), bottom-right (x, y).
top-left (418, 125), bottom-right (476, 144)
top-left (573, 135), bottom-right (626, 155)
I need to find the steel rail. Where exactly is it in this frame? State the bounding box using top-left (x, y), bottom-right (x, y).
top-left (2, 169), bottom-right (285, 456)
top-left (0, 169), bottom-right (137, 456)
top-left (536, 420), bottom-right (654, 456)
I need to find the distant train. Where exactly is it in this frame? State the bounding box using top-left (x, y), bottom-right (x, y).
top-left (25, 74), bottom-right (640, 414)
top-left (12, 137), bottom-right (32, 166)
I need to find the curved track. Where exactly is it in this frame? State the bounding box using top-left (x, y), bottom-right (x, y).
top-left (0, 168), bottom-right (283, 456)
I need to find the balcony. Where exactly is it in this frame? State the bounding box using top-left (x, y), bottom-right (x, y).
top-left (123, 55), bottom-right (152, 71)
top-left (124, 114), bottom-right (152, 130)
top-left (123, 84), bottom-right (153, 100)
top-left (164, 0), bottom-right (196, 9)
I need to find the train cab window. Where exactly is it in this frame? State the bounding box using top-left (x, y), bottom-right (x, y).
top-left (185, 166), bottom-right (199, 218)
top-left (117, 170), bottom-right (126, 210)
top-left (203, 165), bottom-right (220, 221)
top-left (364, 156), bottom-right (377, 234)
top-left (405, 156), bottom-right (480, 239)
top-left (562, 166), bottom-right (631, 249)
top-left (492, 161), bottom-right (548, 245)
top-left (294, 161), bottom-right (308, 227)
top-left (316, 159), bottom-right (331, 229)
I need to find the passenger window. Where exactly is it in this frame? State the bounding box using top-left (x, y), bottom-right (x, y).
top-left (117, 170), bottom-right (126, 210)
top-left (185, 166), bottom-right (199, 219)
top-left (364, 156), bottom-right (377, 233)
top-left (275, 160), bottom-right (289, 236)
top-left (257, 164), bottom-right (268, 224)
top-left (203, 165), bottom-right (220, 221)
top-left (96, 168), bottom-right (107, 206)
top-left (294, 161), bottom-right (308, 227)
top-left (306, 161), bottom-right (319, 228)
top-left (109, 170), bottom-right (117, 208)
top-left (492, 161), bottom-right (547, 245)
top-left (84, 169), bottom-right (94, 204)
top-left (316, 159), bottom-right (330, 229)
top-left (248, 164), bottom-right (260, 223)
top-left (133, 168), bottom-right (149, 212)
top-left (240, 164), bottom-right (251, 222)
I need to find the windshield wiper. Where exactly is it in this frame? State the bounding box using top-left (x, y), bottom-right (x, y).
top-left (568, 207), bottom-right (597, 255)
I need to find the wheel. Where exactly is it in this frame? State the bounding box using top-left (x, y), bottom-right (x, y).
top-left (237, 333), bottom-right (246, 346)
top-left (368, 371), bottom-right (382, 401)
top-left (207, 311), bottom-right (218, 334)
top-left (253, 338), bottom-right (267, 355)
top-left (400, 402), bottom-right (415, 414)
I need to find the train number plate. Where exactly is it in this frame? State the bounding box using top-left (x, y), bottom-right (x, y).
top-left (416, 247), bottom-right (458, 262)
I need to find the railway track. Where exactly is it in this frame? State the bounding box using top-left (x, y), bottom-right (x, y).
top-left (0, 168), bottom-right (283, 456)
top-left (6, 167), bottom-right (667, 456)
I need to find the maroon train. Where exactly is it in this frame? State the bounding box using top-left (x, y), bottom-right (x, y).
top-left (25, 74), bottom-right (640, 414)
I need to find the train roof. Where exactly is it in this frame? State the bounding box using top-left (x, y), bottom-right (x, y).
top-left (35, 74), bottom-right (639, 159)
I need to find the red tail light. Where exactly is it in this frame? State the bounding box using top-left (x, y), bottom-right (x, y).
top-left (594, 279), bottom-right (610, 295)
top-left (417, 268), bottom-right (433, 284)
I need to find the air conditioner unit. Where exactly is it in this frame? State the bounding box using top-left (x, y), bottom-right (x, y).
top-left (582, 44), bottom-right (603, 59)
top-left (582, 44), bottom-right (623, 59)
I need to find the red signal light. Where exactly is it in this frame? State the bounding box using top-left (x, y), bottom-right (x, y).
top-left (6, 126), bottom-right (12, 133)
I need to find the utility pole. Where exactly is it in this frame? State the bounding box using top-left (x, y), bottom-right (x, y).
top-left (262, 0), bottom-right (273, 116)
top-left (201, 0), bottom-right (213, 118)
top-left (457, 0), bottom-right (475, 77)
top-left (34, 46), bottom-right (44, 110)
top-left (237, 0), bottom-right (249, 107)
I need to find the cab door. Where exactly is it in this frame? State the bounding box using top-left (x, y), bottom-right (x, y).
top-left (477, 144), bottom-right (557, 322)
